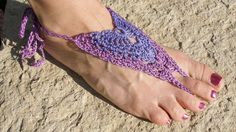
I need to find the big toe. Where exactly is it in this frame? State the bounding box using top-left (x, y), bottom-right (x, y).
top-left (188, 60), bottom-right (224, 91)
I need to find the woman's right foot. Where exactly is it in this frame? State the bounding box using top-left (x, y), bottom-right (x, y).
top-left (28, 0), bottom-right (224, 125)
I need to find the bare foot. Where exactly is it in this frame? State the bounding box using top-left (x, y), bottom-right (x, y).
top-left (27, 0), bottom-right (224, 125)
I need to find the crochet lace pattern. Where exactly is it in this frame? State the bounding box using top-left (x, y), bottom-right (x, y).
top-left (19, 7), bottom-right (191, 93)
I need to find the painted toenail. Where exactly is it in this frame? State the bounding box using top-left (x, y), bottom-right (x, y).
top-left (211, 73), bottom-right (222, 86)
top-left (182, 114), bottom-right (190, 120)
top-left (199, 102), bottom-right (206, 109)
top-left (167, 119), bottom-right (172, 125)
top-left (211, 90), bottom-right (217, 98)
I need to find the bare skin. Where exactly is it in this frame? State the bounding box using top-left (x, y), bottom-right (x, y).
top-left (28, 0), bottom-right (224, 125)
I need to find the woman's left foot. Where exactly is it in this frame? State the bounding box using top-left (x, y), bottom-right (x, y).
top-left (23, 0), bottom-right (224, 125)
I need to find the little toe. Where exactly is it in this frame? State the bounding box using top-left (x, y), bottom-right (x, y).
top-left (148, 107), bottom-right (172, 125)
top-left (181, 77), bottom-right (218, 101)
top-left (175, 88), bottom-right (207, 112)
top-left (189, 60), bottom-right (224, 91)
top-left (159, 96), bottom-right (190, 121)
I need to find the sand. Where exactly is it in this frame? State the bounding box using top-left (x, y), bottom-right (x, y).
top-left (0, 0), bottom-right (236, 131)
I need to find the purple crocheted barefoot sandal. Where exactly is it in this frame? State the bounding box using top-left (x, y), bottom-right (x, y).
top-left (19, 7), bottom-right (192, 94)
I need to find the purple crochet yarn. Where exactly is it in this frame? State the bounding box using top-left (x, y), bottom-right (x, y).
top-left (19, 8), bottom-right (45, 67)
top-left (19, 7), bottom-right (191, 94)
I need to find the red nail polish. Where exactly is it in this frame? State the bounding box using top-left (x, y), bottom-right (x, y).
top-left (211, 90), bottom-right (217, 98)
top-left (211, 73), bottom-right (222, 86)
top-left (199, 102), bottom-right (206, 109)
top-left (182, 114), bottom-right (190, 120)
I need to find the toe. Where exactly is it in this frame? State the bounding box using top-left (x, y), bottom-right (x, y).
top-left (175, 88), bottom-right (207, 112)
top-left (148, 107), bottom-right (172, 125)
top-left (181, 77), bottom-right (218, 101)
top-left (159, 96), bottom-right (190, 121)
top-left (188, 60), bottom-right (224, 91)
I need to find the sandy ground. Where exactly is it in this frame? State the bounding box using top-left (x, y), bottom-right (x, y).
top-left (0, 0), bottom-right (236, 131)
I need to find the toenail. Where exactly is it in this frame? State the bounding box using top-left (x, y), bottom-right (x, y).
top-left (211, 90), bottom-right (217, 98)
top-left (199, 102), bottom-right (206, 109)
top-left (167, 119), bottom-right (172, 125)
top-left (211, 73), bottom-right (222, 86)
top-left (182, 114), bottom-right (190, 120)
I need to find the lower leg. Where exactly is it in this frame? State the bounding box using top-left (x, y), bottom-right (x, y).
top-left (27, 0), bottom-right (114, 37)
top-left (27, 0), bottom-right (115, 75)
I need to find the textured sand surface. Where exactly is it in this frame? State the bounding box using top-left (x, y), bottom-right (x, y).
top-left (1, 0), bottom-right (236, 131)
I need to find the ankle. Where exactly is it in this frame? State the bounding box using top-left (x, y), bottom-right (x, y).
top-left (28, 0), bottom-right (113, 37)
